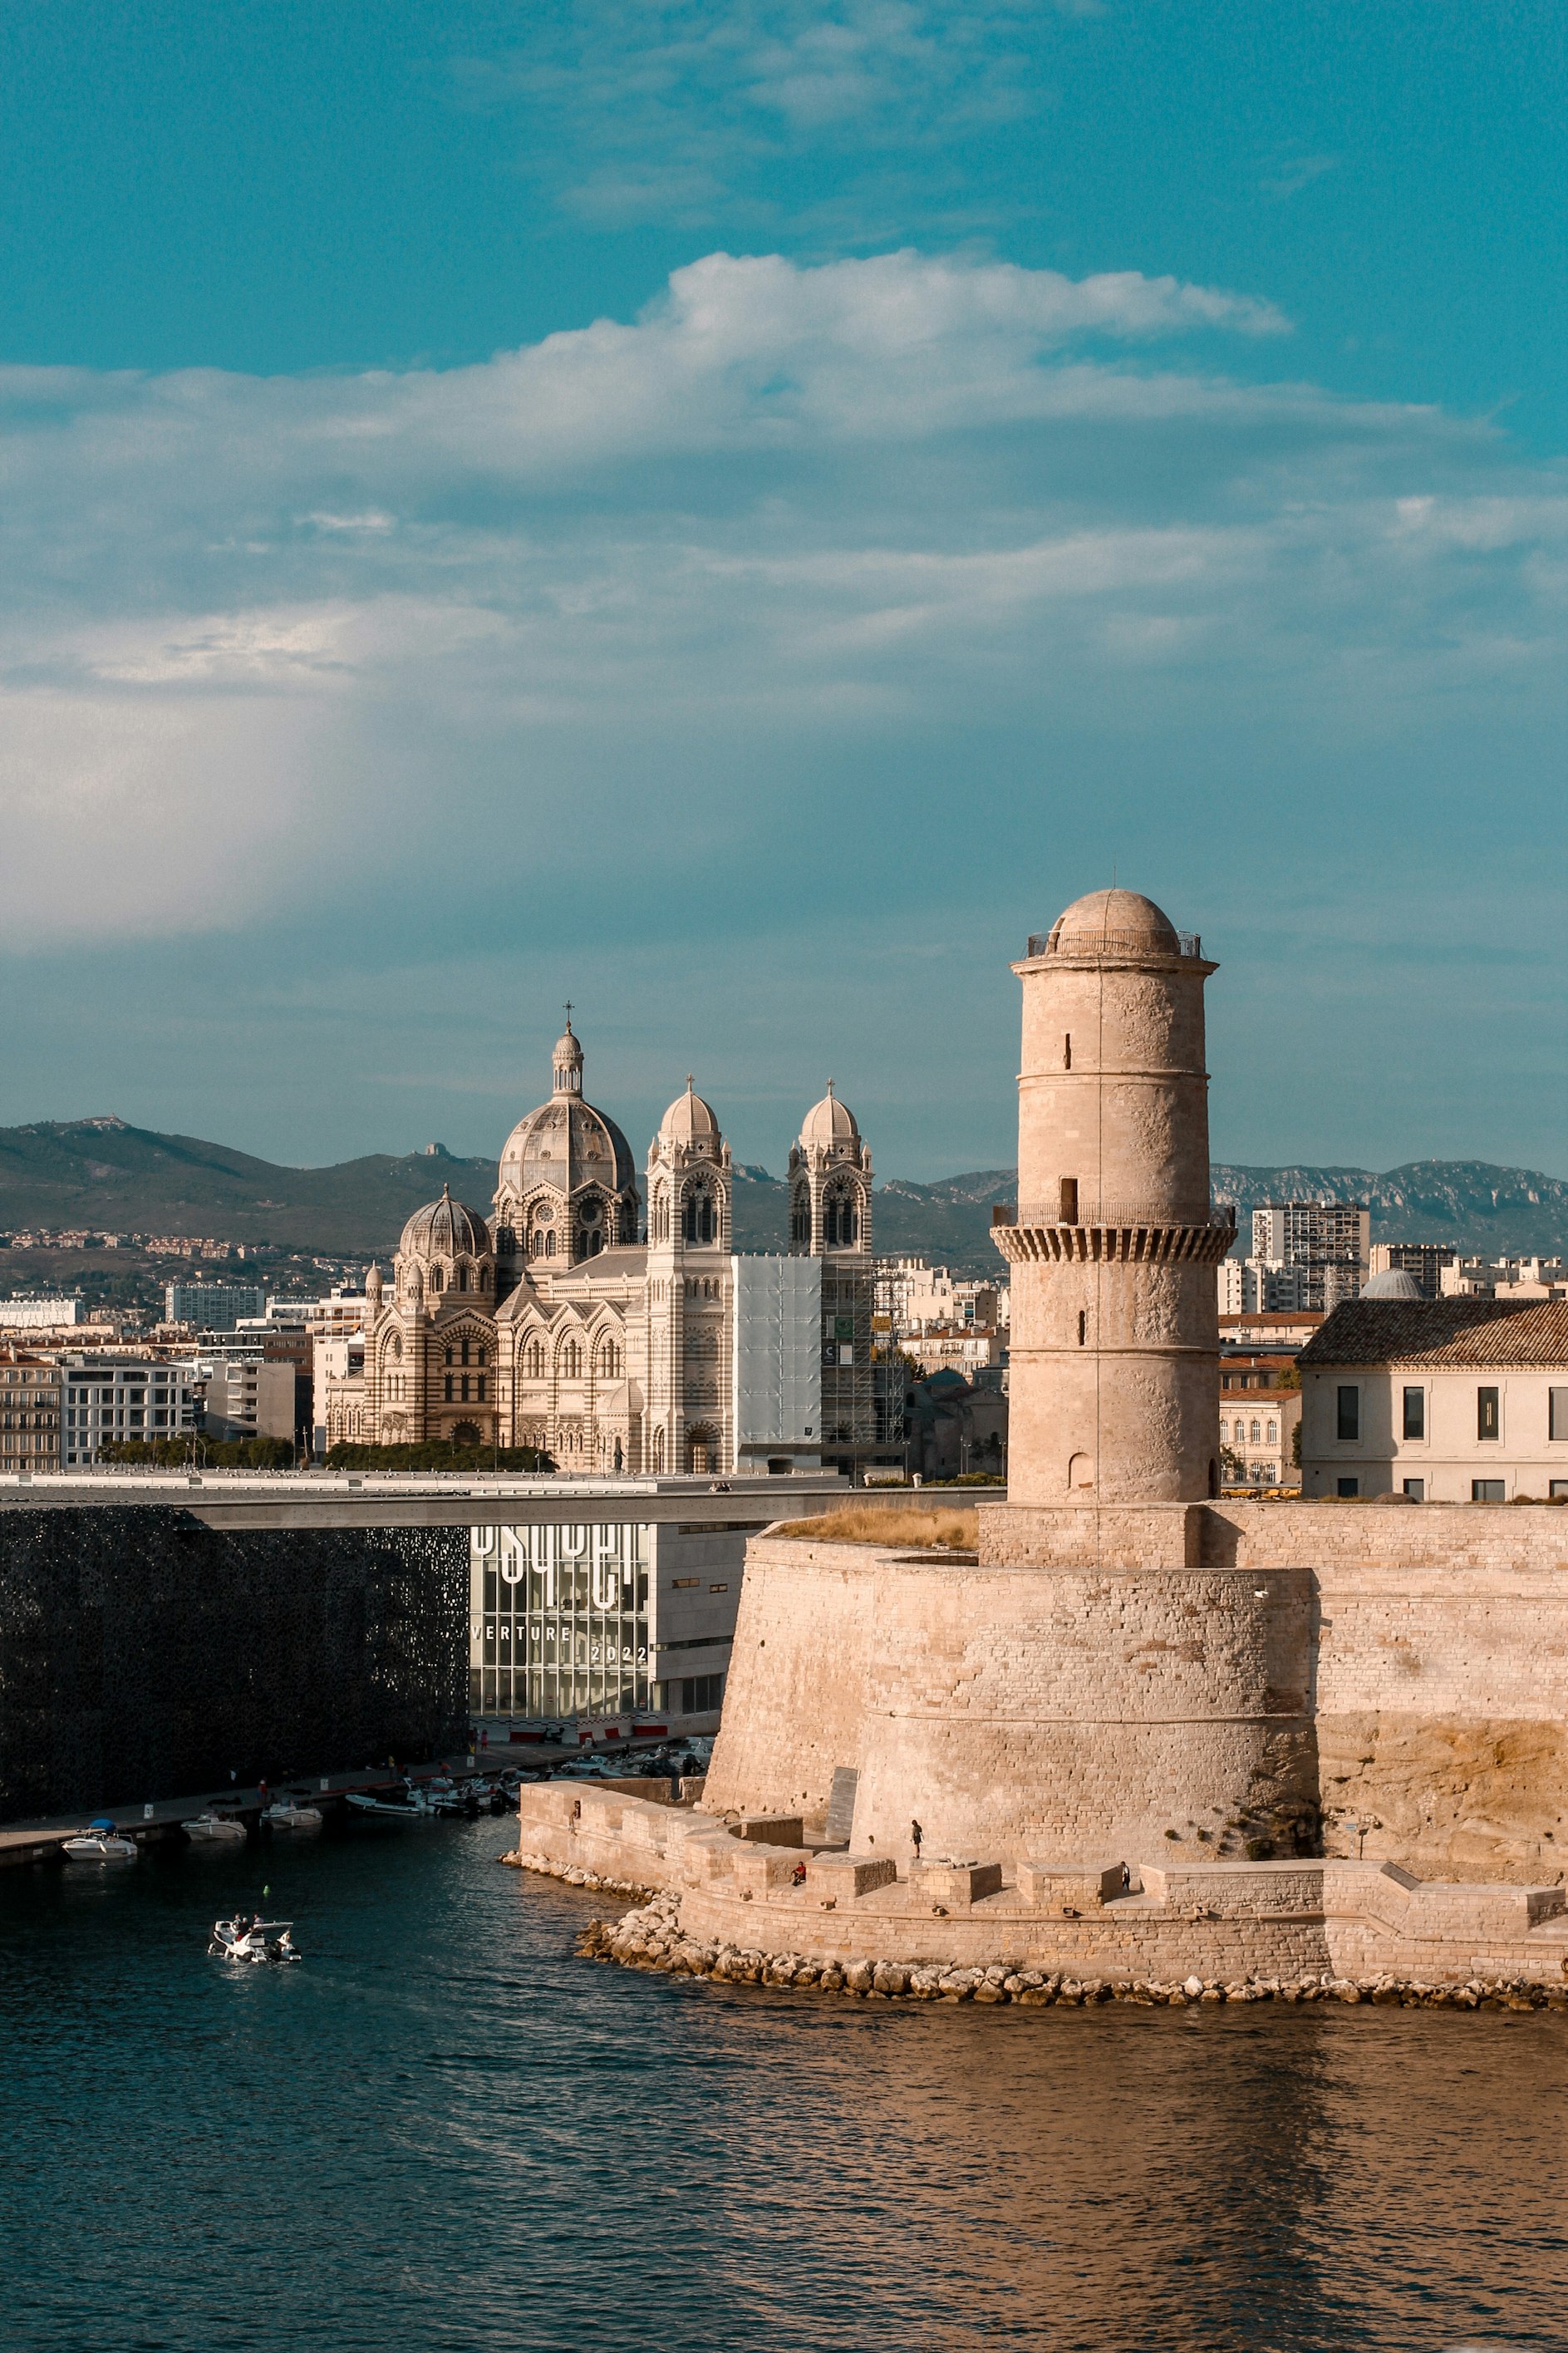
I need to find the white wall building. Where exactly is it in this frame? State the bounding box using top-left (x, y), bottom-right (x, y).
top-left (61, 1356), bottom-right (204, 1465)
top-left (0, 1297), bottom-right (81, 1329)
top-left (1298, 1292), bottom-right (1568, 1502)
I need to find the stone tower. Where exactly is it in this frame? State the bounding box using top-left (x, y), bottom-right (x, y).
top-left (991, 889), bottom-right (1232, 1504)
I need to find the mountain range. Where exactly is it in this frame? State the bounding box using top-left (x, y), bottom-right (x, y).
top-left (0, 1120), bottom-right (1564, 1278)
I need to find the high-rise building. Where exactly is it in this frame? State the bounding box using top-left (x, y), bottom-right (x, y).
top-left (164, 1282), bottom-right (268, 1331)
top-left (1249, 1200), bottom-right (1369, 1312)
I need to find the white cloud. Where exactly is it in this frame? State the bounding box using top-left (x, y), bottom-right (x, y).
top-left (0, 248), bottom-right (1563, 952)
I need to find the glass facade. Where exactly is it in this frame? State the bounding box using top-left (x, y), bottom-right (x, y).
top-left (470, 1522), bottom-right (650, 1717)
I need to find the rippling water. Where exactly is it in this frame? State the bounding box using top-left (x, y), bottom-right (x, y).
top-left (2, 1820), bottom-right (1564, 2352)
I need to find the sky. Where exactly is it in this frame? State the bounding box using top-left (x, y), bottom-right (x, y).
top-left (0, 0), bottom-right (1564, 1183)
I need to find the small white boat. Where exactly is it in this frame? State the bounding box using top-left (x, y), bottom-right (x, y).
top-left (263, 1798), bottom-right (323, 1831)
top-left (185, 1809), bottom-right (248, 1846)
top-left (345, 1783), bottom-right (439, 1822)
top-left (62, 1819), bottom-right (137, 1863)
top-left (209, 1917), bottom-right (301, 1965)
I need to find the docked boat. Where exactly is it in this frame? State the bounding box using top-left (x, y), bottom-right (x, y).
top-left (344, 1782), bottom-right (439, 1822)
top-left (185, 1809), bottom-right (248, 1845)
top-left (263, 1797), bottom-right (323, 1831)
top-left (209, 1916), bottom-right (301, 1965)
top-left (62, 1819), bottom-right (137, 1863)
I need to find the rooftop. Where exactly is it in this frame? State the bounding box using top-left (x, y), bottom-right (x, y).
top-left (1299, 1297), bottom-right (1568, 1369)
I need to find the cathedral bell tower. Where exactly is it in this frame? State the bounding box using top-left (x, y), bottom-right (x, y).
top-left (645, 1081), bottom-right (733, 1475)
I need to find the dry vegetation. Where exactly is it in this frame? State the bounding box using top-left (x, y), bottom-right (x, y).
top-left (777, 1506), bottom-right (980, 1550)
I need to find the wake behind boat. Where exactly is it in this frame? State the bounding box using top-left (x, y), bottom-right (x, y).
top-left (209, 1916), bottom-right (301, 1965)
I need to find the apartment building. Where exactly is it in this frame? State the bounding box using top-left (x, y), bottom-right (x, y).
top-left (0, 1351), bottom-right (62, 1473)
top-left (60, 1355), bottom-right (204, 1465)
top-left (1249, 1200), bottom-right (1369, 1312)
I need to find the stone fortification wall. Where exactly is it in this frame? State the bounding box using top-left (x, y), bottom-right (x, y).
top-left (698, 1538), bottom-right (880, 1820)
top-left (703, 1529), bottom-right (1315, 1863)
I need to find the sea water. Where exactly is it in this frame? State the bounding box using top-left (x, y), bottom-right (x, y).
top-left (1, 1818), bottom-right (1564, 2353)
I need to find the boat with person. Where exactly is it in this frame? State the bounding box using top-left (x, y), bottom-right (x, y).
top-left (209, 1916), bottom-right (301, 1965)
top-left (184, 1809), bottom-right (248, 1846)
top-left (61, 1819), bottom-right (137, 1863)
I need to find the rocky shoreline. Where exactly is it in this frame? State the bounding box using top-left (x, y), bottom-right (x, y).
top-left (575, 1890), bottom-right (1568, 2011)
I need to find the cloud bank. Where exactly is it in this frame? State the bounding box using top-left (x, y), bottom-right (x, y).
top-left (0, 246), bottom-right (1563, 962)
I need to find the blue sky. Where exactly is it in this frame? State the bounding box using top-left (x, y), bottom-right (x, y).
top-left (0, 0), bottom-right (1564, 1181)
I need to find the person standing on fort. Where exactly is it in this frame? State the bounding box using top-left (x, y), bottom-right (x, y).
top-left (911, 1819), bottom-right (923, 1858)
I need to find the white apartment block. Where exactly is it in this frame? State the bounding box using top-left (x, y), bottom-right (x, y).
top-left (61, 1356), bottom-right (204, 1465)
top-left (1217, 1258), bottom-right (1312, 1315)
top-left (0, 1297), bottom-right (81, 1330)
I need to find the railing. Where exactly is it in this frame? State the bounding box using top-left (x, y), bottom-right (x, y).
top-left (994, 1201), bottom-right (1236, 1232)
top-left (1025, 928), bottom-right (1202, 960)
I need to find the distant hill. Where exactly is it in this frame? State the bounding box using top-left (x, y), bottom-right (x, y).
top-left (0, 1120), bottom-right (1562, 1276)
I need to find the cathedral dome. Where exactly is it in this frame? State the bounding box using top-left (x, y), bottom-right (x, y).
top-left (1361, 1268), bottom-right (1423, 1300)
top-left (400, 1185), bottom-right (493, 1262)
top-left (498, 1022), bottom-right (637, 1201)
top-left (659, 1079), bottom-right (721, 1148)
top-left (1045, 889), bottom-right (1180, 957)
top-left (800, 1083), bottom-right (859, 1148)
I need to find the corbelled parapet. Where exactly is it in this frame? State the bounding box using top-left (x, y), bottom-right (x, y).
top-left (990, 889), bottom-right (1231, 1504)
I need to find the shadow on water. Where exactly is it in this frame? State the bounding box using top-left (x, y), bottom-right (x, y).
top-left (2, 1824), bottom-right (1565, 2353)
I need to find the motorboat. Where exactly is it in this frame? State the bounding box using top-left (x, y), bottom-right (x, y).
top-left (344, 1782), bottom-right (439, 1822)
top-left (185, 1809), bottom-right (248, 1846)
top-left (209, 1917), bottom-right (301, 1965)
top-left (62, 1819), bottom-right (137, 1863)
top-left (263, 1796), bottom-right (323, 1831)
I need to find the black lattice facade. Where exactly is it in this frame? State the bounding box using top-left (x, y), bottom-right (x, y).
top-left (0, 1509), bottom-right (467, 1821)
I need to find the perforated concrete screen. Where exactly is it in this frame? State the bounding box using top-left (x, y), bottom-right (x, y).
top-left (730, 1255), bottom-right (822, 1456)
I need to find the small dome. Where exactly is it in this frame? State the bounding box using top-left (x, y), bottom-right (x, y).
top-left (800, 1083), bottom-right (860, 1147)
top-left (1361, 1268), bottom-right (1423, 1300)
top-left (553, 1021), bottom-right (583, 1077)
top-left (1045, 888), bottom-right (1180, 957)
top-left (399, 1184), bottom-right (493, 1263)
top-left (660, 1078), bottom-right (721, 1147)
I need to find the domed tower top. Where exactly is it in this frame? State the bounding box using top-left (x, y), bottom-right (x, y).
top-left (1043, 887), bottom-right (1182, 959)
top-left (553, 1012), bottom-right (584, 1097)
top-left (657, 1077), bottom-right (723, 1153)
top-left (789, 1081), bottom-right (873, 1255)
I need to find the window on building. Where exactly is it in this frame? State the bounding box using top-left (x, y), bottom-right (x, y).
top-left (1551, 1388), bottom-right (1568, 1442)
top-left (1551, 1481), bottom-right (1568, 1499)
top-left (1402, 1478), bottom-right (1425, 1500)
top-left (1337, 1476), bottom-right (1359, 1497)
top-left (1477, 1386), bottom-right (1500, 1441)
top-left (1402, 1386), bottom-right (1425, 1440)
top-left (444, 1375), bottom-right (455, 1401)
top-left (1059, 1177), bottom-right (1079, 1223)
top-left (1472, 1479), bottom-right (1506, 1502)
top-left (561, 1340), bottom-right (582, 1381)
top-left (476, 1375), bottom-right (487, 1401)
top-left (1336, 1386), bottom-right (1359, 1441)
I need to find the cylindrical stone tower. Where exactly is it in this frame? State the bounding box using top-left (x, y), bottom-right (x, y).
top-left (992, 889), bottom-right (1232, 1504)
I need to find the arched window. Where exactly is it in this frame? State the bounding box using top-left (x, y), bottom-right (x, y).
top-left (479, 1266), bottom-right (490, 1292)
top-left (429, 1265), bottom-right (443, 1292)
top-left (391, 1333), bottom-right (402, 1359)
top-left (597, 1337), bottom-right (622, 1380)
top-left (1267, 1419), bottom-right (1277, 1442)
top-left (1250, 1420), bottom-right (1261, 1443)
top-left (561, 1339), bottom-right (582, 1381)
top-left (459, 1264), bottom-right (469, 1292)
top-left (791, 1191), bottom-right (811, 1246)
top-left (523, 1339), bottom-right (544, 1380)
top-left (545, 1232), bottom-right (555, 1258)
top-left (683, 1185), bottom-right (715, 1245)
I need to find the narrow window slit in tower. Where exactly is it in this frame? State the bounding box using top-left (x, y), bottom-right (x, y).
top-left (1064, 1034), bottom-right (1072, 1070)
top-left (1078, 1309), bottom-right (1087, 1346)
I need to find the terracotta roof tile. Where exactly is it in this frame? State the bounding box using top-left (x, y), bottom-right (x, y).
top-left (1298, 1297), bottom-right (1568, 1369)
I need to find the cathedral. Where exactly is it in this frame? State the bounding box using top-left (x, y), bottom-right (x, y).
top-left (323, 1019), bottom-right (877, 1475)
